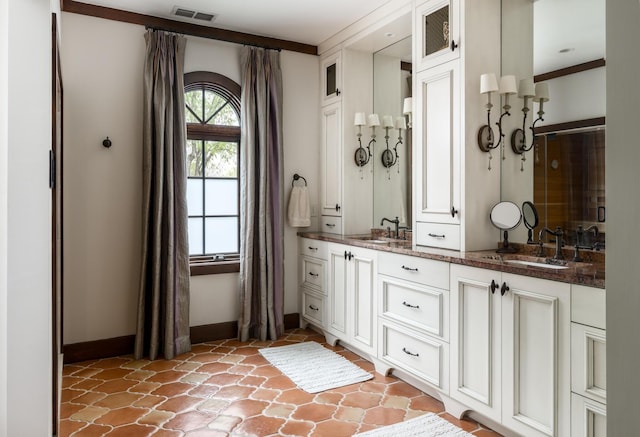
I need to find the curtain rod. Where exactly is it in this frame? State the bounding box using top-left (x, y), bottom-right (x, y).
top-left (145, 25), bottom-right (282, 52)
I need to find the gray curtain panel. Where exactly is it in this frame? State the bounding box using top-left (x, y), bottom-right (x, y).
top-left (238, 46), bottom-right (285, 342)
top-left (135, 30), bottom-right (191, 360)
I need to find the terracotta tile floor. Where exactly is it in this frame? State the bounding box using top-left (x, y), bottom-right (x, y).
top-left (60, 329), bottom-right (502, 436)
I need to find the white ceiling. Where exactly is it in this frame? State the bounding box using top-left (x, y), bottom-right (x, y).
top-left (76, 0), bottom-right (394, 46)
top-left (76, 0), bottom-right (605, 73)
top-left (534, 0), bottom-right (606, 73)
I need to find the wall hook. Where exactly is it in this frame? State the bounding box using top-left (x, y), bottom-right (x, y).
top-left (102, 137), bottom-right (112, 148)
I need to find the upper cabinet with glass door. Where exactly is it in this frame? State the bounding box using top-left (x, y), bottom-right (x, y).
top-left (321, 51), bottom-right (342, 106)
top-left (414, 0), bottom-right (460, 72)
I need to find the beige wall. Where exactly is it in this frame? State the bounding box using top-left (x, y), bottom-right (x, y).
top-left (61, 12), bottom-right (320, 345)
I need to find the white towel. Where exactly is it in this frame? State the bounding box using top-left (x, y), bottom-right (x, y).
top-left (288, 185), bottom-right (311, 227)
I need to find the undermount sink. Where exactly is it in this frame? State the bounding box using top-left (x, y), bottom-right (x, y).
top-left (504, 259), bottom-right (569, 270)
top-left (364, 239), bottom-right (391, 244)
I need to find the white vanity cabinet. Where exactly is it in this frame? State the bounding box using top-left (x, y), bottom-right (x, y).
top-left (376, 251), bottom-right (450, 393)
top-left (571, 285), bottom-right (606, 437)
top-left (449, 264), bottom-right (571, 437)
top-left (326, 242), bottom-right (377, 357)
top-left (412, 0), bottom-right (501, 251)
top-left (299, 238), bottom-right (328, 330)
top-left (319, 48), bottom-right (373, 235)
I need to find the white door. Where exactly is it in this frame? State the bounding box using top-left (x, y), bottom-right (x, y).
top-left (327, 244), bottom-right (348, 337)
top-left (321, 102), bottom-right (343, 217)
top-left (449, 264), bottom-right (501, 422)
top-left (413, 61), bottom-right (460, 225)
top-left (321, 51), bottom-right (342, 105)
top-left (350, 247), bottom-right (376, 356)
top-left (501, 273), bottom-right (570, 437)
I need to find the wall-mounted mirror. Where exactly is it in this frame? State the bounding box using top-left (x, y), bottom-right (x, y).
top-left (501, 0), bottom-right (606, 248)
top-left (348, 12), bottom-right (411, 232)
top-left (373, 36), bottom-right (412, 229)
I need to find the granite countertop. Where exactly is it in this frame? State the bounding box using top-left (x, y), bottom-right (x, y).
top-left (298, 232), bottom-right (605, 289)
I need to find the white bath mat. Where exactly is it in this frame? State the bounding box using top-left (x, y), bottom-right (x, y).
top-left (354, 412), bottom-right (474, 437)
top-left (258, 341), bottom-right (373, 393)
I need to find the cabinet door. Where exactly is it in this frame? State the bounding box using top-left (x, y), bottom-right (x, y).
top-left (414, 62), bottom-right (460, 225)
top-left (449, 264), bottom-right (501, 422)
top-left (501, 273), bottom-right (570, 437)
top-left (327, 244), bottom-right (348, 337)
top-left (320, 102), bottom-right (343, 217)
top-left (571, 393), bottom-right (607, 437)
top-left (350, 247), bottom-right (376, 355)
top-left (321, 51), bottom-right (342, 105)
top-left (414, 0), bottom-right (460, 71)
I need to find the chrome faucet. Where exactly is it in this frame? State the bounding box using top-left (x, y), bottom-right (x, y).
top-left (573, 225), bottom-right (599, 262)
top-left (380, 216), bottom-right (400, 238)
top-left (539, 226), bottom-right (564, 260)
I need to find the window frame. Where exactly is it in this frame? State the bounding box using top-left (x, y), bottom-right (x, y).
top-left (184, 71), bottom-right (241, 276)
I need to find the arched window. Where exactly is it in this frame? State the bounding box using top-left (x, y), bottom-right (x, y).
top-left (184, 72), bottom-right (241, 261)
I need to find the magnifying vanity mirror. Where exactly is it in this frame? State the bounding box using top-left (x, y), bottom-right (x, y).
top-left (522, 201), bottom-right (539, 244)
top-left (490, 201), bottom-right (522, 253)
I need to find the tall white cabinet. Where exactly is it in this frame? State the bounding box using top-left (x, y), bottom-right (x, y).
top-left (319, 49), bottom-right (374, 235)
top-left (412, 0), bottom-right (501, 251)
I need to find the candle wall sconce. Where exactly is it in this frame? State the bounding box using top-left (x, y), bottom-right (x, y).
top-left (477, 74), bottom-right (517, 170)
top-left (511, 81), bottom-right (550, 171)
top-left (353, 112), bottom-right (370, 167)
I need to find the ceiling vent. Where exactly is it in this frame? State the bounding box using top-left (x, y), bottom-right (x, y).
top-left (171, 6), bottom-right (216, 23)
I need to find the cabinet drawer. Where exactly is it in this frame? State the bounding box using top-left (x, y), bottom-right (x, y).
top-left (301, 257), bottom-right (325, 292)
top-left (572, 285), bottom-right (606, 329)
top-left (379, 275), bottom-right (447, 339)
top-left (379, 321), bottom-right (447, 389)
top-left (299, 238), bottom-right (327, 259)
top-left (571, 322), bottom-right (606, 404)
top-left (320, 215), bottom-right (342, 235)
top-left (378, 251), bottom-right (449, 290)
top-left (302, 290), bottom-right (324, 327)
top-left (415, 222), bottom-right (460, 250)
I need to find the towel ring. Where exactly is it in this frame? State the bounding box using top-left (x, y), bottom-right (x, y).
top-left (292, 173), bottom-right (307, 187)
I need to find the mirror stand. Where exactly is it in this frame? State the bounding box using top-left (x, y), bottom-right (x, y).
top-left (497, 230), bottom-right (518, 253)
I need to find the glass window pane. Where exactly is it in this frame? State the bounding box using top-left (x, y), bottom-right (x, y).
top-left (185, 90), bottom-right (203, 123)
top-left (326, 63), bottom-right (337, 96)
top-left (205, 217), bottom-right (238, 254)
top-left (204, 141), bottom-right (238, 177)
top-left (186, 140), bottom-right (203, 177)
top-left (424, 6), bottom-right (450, 57)
top-left (211, 104), bottom-right (240, 126)
top-left (205, 179), bottom-right (238, 216)
top-left (204, 90), bottom-right (226, 123)
top-left (188, 217), bottom-right (204, 255)
top-left (187, 179), bottom-right (203, 216)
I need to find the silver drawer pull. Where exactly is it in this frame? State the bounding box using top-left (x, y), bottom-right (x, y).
top-left (308, 246), bottom-right (318, 251)
top-left (428, 233), bottom-right (445, 238)
top-left (402, 347), bottom-right (419, 357)
top-left (309, 305), bottom-right (319, 311)
top-left (325, 223), bottom-right (336, 228)
top-left (402, 301), bottom-right (420, 309)
top-left (401, 265), bottom-right (418, 272)
top-left (308, 272), bottom-right (319, 277)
